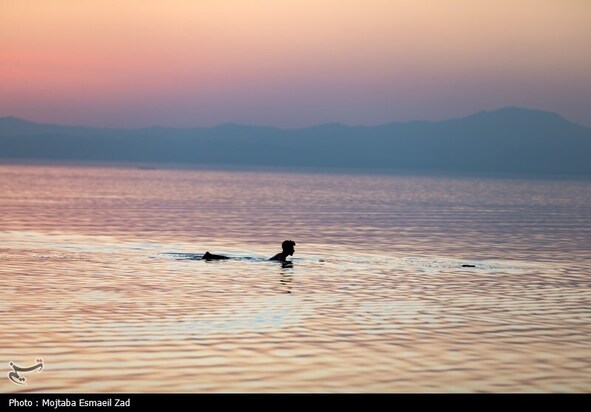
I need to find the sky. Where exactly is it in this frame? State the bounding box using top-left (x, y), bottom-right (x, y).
top-left (1, 0), bottom-right (590, 128)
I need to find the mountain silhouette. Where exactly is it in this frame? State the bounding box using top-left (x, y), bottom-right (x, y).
top-left (1, 107), bottom-right (590, 176)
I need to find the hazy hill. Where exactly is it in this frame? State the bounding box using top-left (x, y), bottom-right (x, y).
top-left (1, 107), bottom-right (590, 176)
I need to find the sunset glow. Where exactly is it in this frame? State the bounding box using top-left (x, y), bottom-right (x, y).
top-left (1, 0), bottom-right (590, 127)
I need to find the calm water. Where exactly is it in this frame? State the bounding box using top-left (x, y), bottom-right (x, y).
top-left (1, 164), bottom-right (590, 392)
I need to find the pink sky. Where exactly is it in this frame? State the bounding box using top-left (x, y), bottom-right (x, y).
top-left (1, 0), bottom-right (590, 127)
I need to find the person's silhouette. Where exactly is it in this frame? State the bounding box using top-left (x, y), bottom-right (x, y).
top-left (202, 240), bottom-right (296, 261)
top-left (269, 240), bottom-right (296, 262)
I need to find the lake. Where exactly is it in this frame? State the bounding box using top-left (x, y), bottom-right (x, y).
top-left (1, 163), bottom-right (590, 392)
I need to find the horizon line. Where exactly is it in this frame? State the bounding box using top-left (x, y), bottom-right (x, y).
top-left (0, 106), bottom-right (582, 130)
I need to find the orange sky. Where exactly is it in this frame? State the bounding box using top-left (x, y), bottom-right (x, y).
top-left (1, 0), bottom-right (590, 127)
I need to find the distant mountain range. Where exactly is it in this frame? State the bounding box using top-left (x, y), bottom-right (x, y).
top-left (1, 107), bottom-right (591, 176)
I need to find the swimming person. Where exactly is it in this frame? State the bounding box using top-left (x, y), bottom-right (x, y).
top-left (269, 240), bottom-right (296, 262)
top-left (202, 240), bottom-right (296, 262)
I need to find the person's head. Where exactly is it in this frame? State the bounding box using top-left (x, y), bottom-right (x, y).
top-left (282, 240), bottom-right (296, 256)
